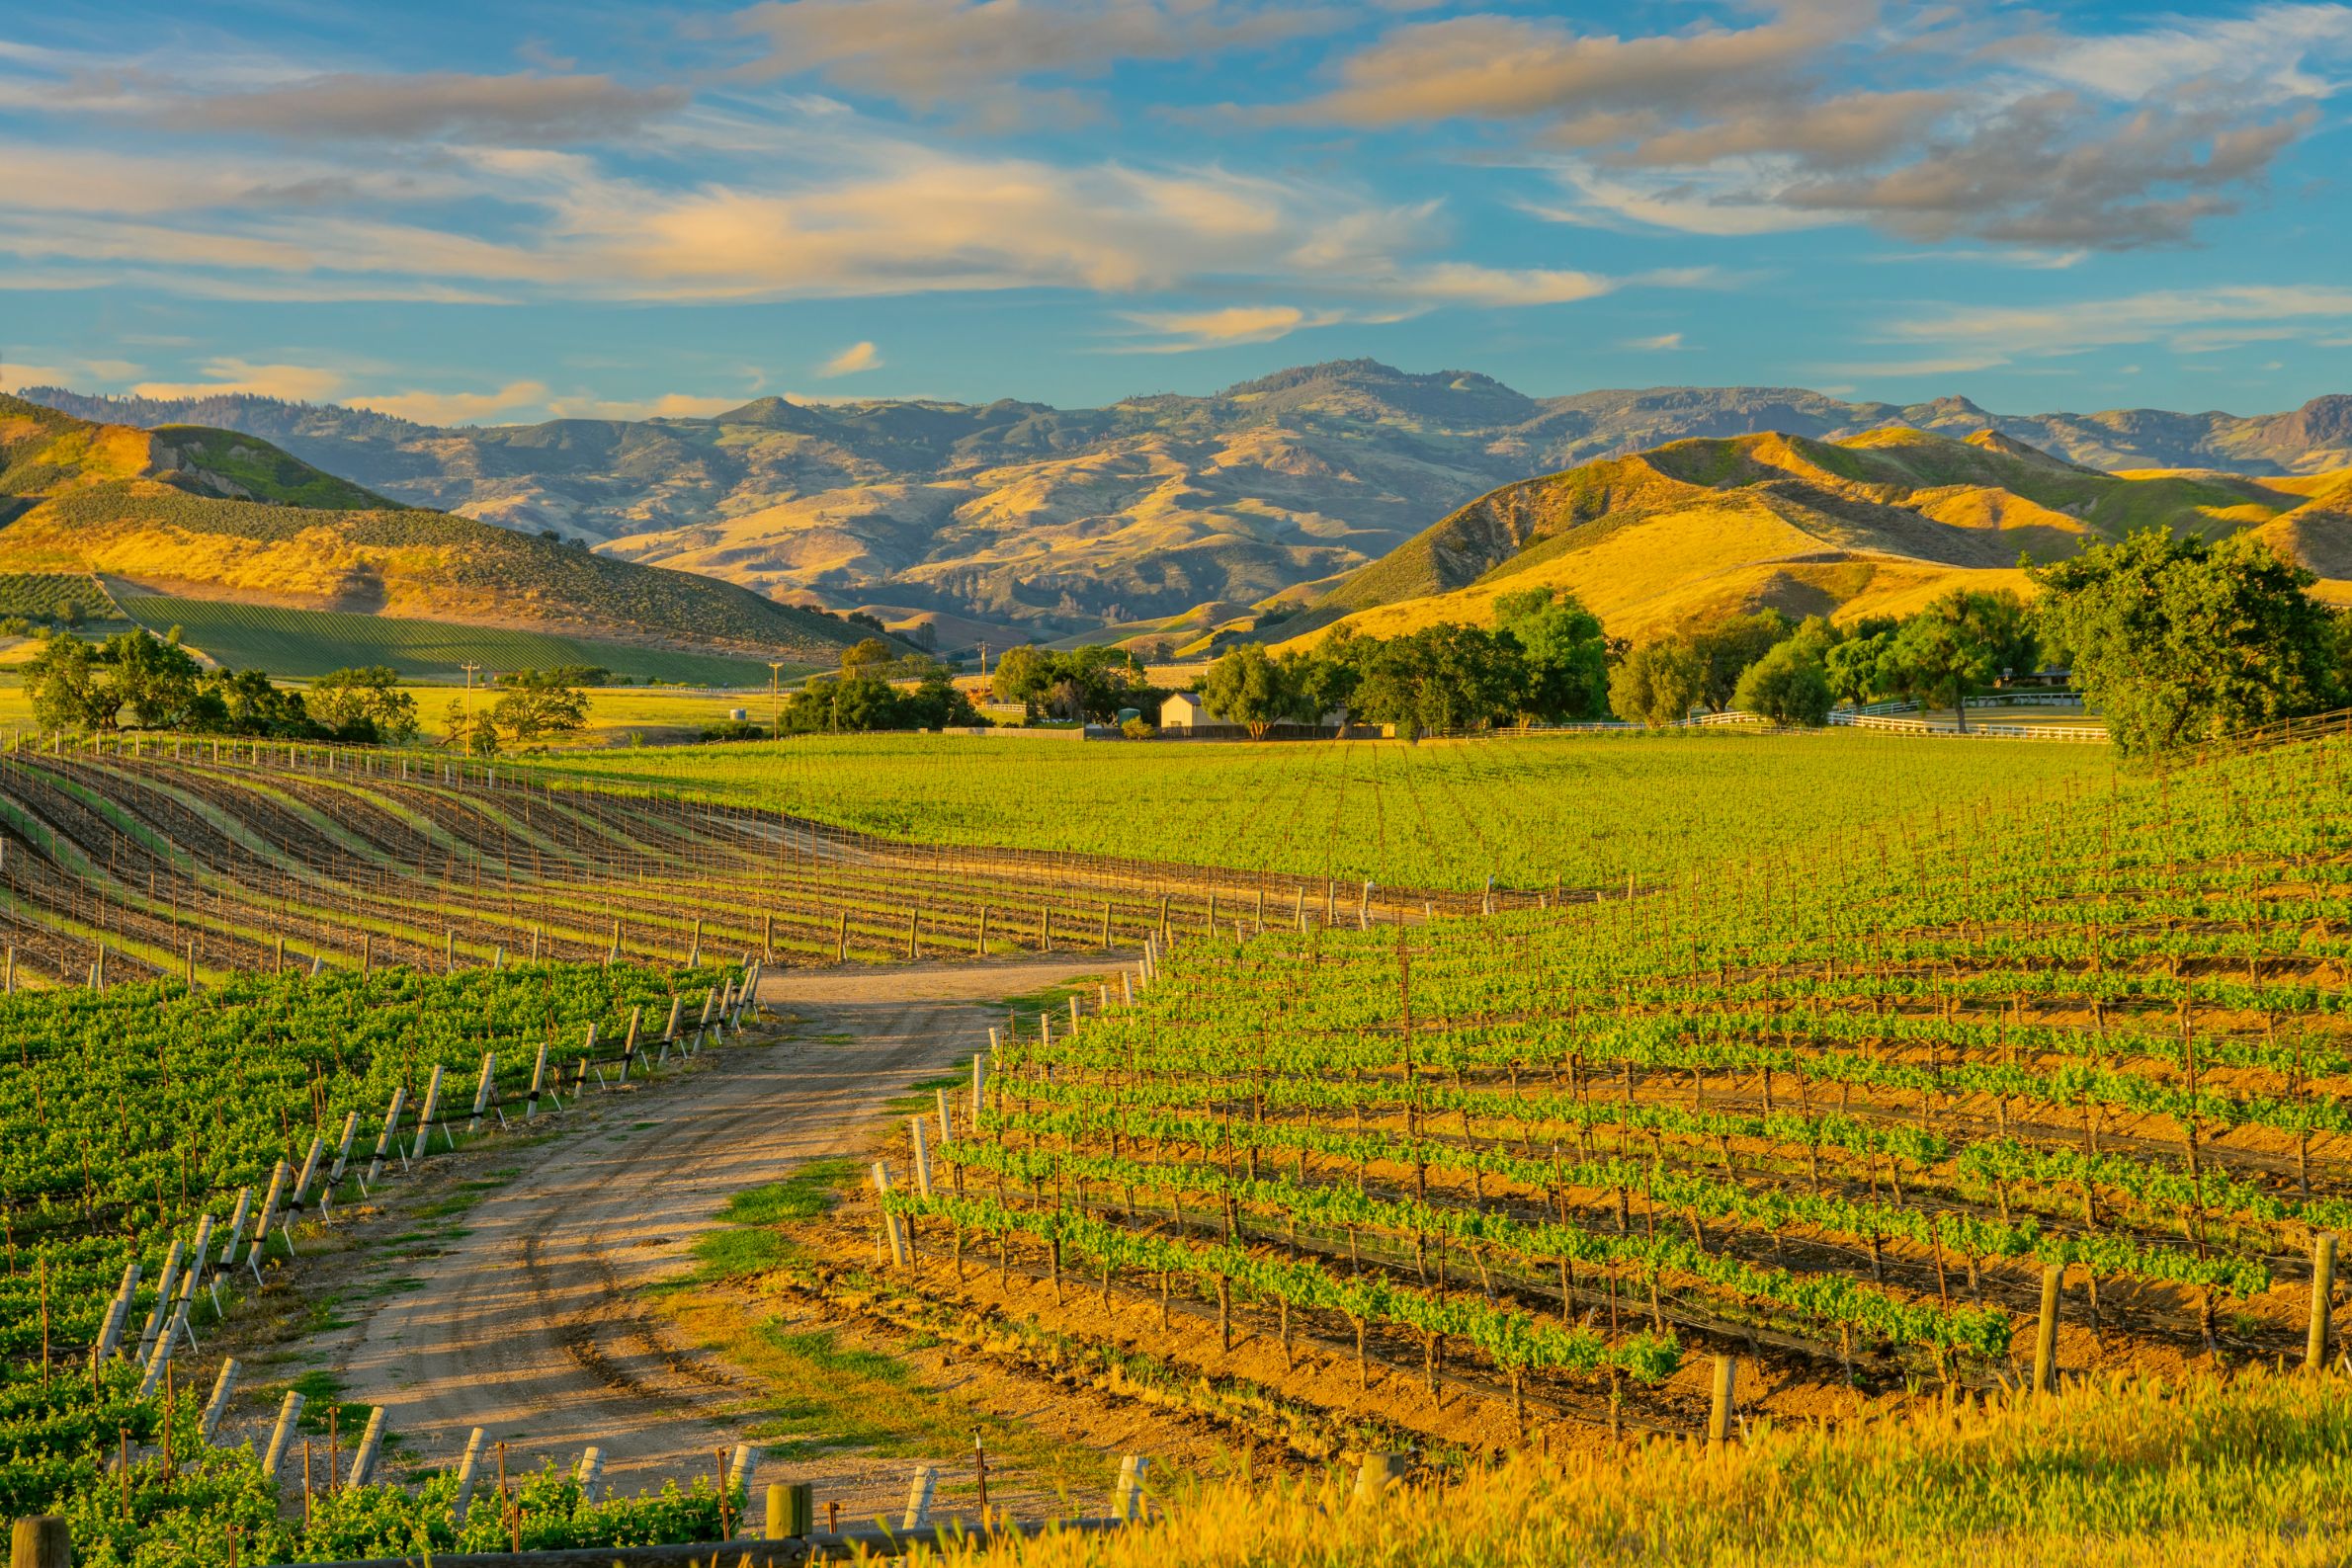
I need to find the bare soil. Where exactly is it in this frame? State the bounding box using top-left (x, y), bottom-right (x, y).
top-left (271, 957), bottom-right (1117, 1511)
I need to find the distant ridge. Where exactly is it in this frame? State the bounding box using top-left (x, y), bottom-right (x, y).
top-left (22, 364), bottom-right (2352, 637)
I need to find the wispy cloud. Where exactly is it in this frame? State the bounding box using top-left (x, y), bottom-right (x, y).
top-left (1111, 303), bottom-right (1346, 353)
top-left (1623, 332), bottom-right (1684, 351)
top-left (817, 340), bottom-right (882, 375)
top-left (347, 380), bottom-right (550, 424)
top-left (129, 359), bottom-right (347, 402)
top-left (1887, 284), bottom-right (2352, 359)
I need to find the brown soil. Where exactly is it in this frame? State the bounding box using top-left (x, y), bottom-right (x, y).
top-left (230, 957), bottom-right (1123, 1512)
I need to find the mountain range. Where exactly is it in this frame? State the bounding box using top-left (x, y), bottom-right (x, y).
top-left (1283, 424), bottom-right (2352, 650)
top-left (0, 396), bottom-right (869, 667)
top-left (28, 364), bottom-right (2352, 649)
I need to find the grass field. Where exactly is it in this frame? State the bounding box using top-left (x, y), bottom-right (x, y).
top-left (112, 591), bottom-right (807, 685)
top-left (527, 728), bottom-right (2113, 892)
top-left (947, 1371), bottom-right (2352, 1568)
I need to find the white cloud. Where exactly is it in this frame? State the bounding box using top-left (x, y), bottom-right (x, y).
top-left (817, 340), bottom-right (882, 375)
top-left (2026, 2), bottom-right (2352, 102)
top-left (129, 359), bottom-right (348, 402)
top-left (1112, 304), bottom-right (1347, 353)
top-left (1623, 332), bottom-right (1685, 351)
top-left (1888, 285), bottom-right (2352, 359)
top-left (543, 391), bottom-right (751, 419)
top-left (347, 380), bottom-right (549, 424)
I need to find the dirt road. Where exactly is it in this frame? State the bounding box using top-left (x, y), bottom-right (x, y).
top-left (325, 956), bottom-right (1113, 1496)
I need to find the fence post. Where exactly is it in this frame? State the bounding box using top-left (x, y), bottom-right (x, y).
top-left (261, 1391), bottom-right (304, 1478)
top-left (200, 1358), bottom-right (238, 1442)
top-left (1113, 1454), bottom-right (1149, 1522)
top-left (9, 1518), bottom-right (68, 1568)
top-left (1351, 1452), bottom-right (1403, 1504)
top-left (453, 1428), bottom-right (487, 1521)
top-left (2310, 1234), bottom-right (2337, 1370)
top-left (1708, 1354), bottom-right (1735, 1444)
top-left (902, 1465), bottom-right (937, 1529)
top-left (2033, 1263), bottom-right (2062, 1394)
top-left (348, 1407), bottom-right (386, 1487)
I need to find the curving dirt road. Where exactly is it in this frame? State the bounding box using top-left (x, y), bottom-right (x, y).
top-left (323, 956), bottom-right (1112, 1496)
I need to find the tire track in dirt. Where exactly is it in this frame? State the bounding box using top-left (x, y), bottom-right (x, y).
top-left (327, 956), bottom-right (1113, 1493)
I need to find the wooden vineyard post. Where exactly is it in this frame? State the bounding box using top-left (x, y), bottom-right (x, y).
top-left (347, 1407), bottom-right (386, 1487)
top-left (273, 936), bottom-right (285, 974)
top-left (910, 1117), bottom-right (933, 1197)
top-left (261, 1392), bottom-right (304, 1478)
top-left (977, 905), bottom-right (989, 957)
top-left (1351, 1453), bottom-right (1403, 1504)
top-left (688, 918), bottom-right (703, 969)
top-left (618, 1007), bottom-right (642, 1081)
top-left (4, 946), bottom-right (12, 995)
top-left (1709, 1354), bottom-right (1736, 1444)
top-left (873, 1161), bottom-right (910, 1266)
top-left (10, 1517), bottom-right (68, 1568)
top-left (1112, 1454), bottom-right (1150, 1522)
top-left (527, 1040), bottom-right (549, 1117)
top-left (762, 912), bottom-right (773, 961)
top-left (444, 929), bottom-right (456, 974)
top-left (1101, 901), bottom-right (1111, 949)
top-left (466, 1050), bottom-right (497, 1133)
top-left (2310, 1234), bottom-right (2337, 1370)
top-left (1157, 895), bottom-right (1169, 945)
top-left (1294, 887), bottom-right (1304, 933)
top-left (908, 911), bottom-right (919, 960)
top-left (453, 1428), bottom-right (487, 1521)
top-left (767, 1480), bottom-right (813, 1539)
top-left (607, 919), bottom-right (622, 965)
top-left (836, 911), bottom-right (849, 963)
top-left (360, 934), bottom-right (372, 976)
top-left (200, 1359), bottom-right (237, 1442)
top-left (412, 1066), bottom-right (445, 1161)
top-left (903, 1465), bottom-right (937, 1529)
top-left (1360, 880), bottom-right (1373, 930)
top-left (365, 1088), bottom-right (406, 1185)
top-left (971, 1052), bottom-right (987, 1121)
top-left (2033, 1264), bottom-right (2062, 1394)
top-left (574, 1445), bottom-right (605, 1502)
top-left (1040, 904), bottom-right (1050, 952)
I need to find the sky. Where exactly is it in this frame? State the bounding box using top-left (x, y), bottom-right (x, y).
top-left (2, 0), bottom-right (2348, 426)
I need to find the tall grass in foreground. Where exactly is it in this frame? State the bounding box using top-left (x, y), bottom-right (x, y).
top-left (963, 1371), bottom-right (2350, 1567)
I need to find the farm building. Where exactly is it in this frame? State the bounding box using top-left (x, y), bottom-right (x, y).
top-left (1159, 692), bottom-right (1219, 730)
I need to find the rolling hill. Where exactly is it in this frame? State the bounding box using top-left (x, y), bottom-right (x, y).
top-left (1287, 425), bottom-right (2352, 646)
top-left (0, 395), bottom-right (875, 675)
top-left (26, 365), bottom-right (2352, 644)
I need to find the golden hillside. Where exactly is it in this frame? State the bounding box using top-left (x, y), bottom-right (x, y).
top-left (0, 396), bottom-right (868, 660)
top-left (1292, 426), bottom-right (2352, 645)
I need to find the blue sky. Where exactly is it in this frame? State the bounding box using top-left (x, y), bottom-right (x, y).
top-left (2, 0), bottom-right (2348, 424)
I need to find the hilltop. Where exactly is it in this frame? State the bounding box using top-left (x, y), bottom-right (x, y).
top-left (1290, 424), bottom-right (2352, 644)
top-left (0, 395), bottom-right (876, 668)
top-left (27, 366), bottom-right (2352, 643)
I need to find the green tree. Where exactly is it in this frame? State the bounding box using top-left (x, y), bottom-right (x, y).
top-left (989, 645), bottom-right (1052, 716)
top-left (2031, 531), bottom-right (2341, 756)
top-left (1687, 611), bottom-right (1790, 712)
top-left (841, 636), bottom-right (897, 678)
top-left (1608, 640), bottom-right (1705, 729)
top-left (489, 677), bottom-right (589, 741)
top-left (1732, 637), bottom-right (1834, 726)
top-left (1888, 589), bottom-right (2035, 734)
top-left (1354, 625), bottom-right (1528, 736)
top-left (110, 631), bottom-right (209, 730)
top-left (1824, 631), bottom-right (1897, 712)
top-left (308, 666), bottom-right (419, 744)
top-left (442, 700), bottom-right (500, 756)
top-left (26, 634), bottom-right (116, 731)
top-left (1200, 643), bottom-right (1304, 738)
top-left (206, 668), bottom-right (314, 738)
top-left (1297, 624), bottom-right (1375, 720)
top-left (1493, 588), bottom-right (1610, 723)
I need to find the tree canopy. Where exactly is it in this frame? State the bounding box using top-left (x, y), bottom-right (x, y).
top-left (2031, 532), bottom-right (2344, 756)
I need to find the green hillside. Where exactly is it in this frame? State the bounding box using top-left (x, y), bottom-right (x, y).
top-left (149, 424), bottom-right (398, 509)
top-left (112, 593), bottom-right (796, 684)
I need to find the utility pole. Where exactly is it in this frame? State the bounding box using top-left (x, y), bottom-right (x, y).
top-left (459, 662), bottom-right (483, 756)
top-left (767, 660), bottom-right (788, 741)
top-left (976, 640), bottom-right (988, 678)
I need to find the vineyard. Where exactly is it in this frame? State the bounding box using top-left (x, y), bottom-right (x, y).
top-left (0, 733), bottom-right (1412, 993)
top-left (858, 727), bottom-right (2352, 1454)
top-left (530, 728), bottom-right (2112, 892)
top-left (0, 960), bottom-right (759, 1565)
